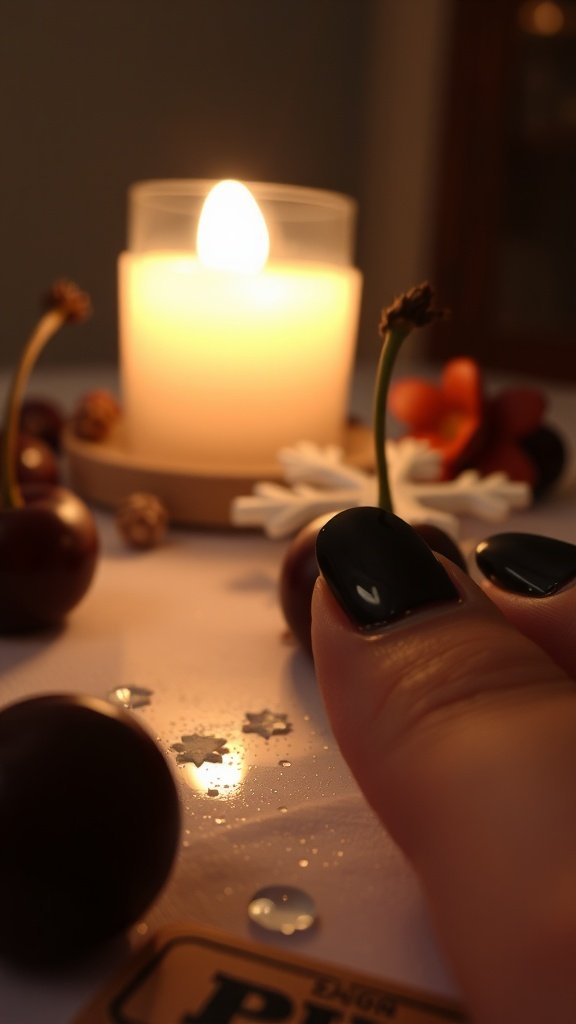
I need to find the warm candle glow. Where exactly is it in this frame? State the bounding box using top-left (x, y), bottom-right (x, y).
top-left (179, 740), bottom-right (247, 796)
top-left (119, 179), bottom-right (362, 468)
top-left (196, 179), bottom-right (270, 273)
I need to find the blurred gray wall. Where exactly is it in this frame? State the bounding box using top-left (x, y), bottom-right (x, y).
top-left (0, 0), bottom-right (451, 369)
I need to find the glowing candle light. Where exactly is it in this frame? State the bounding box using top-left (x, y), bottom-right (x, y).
top-left (196, 179), bottom-right (269, 273)
top-left (119, 179), bottom-right (362, 468)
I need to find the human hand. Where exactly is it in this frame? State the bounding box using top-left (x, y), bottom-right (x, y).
top-left (312, 508), bottom-right (576, 1024)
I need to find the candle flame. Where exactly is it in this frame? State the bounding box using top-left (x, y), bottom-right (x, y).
top-left (197, 180), bottom-right (270, 273)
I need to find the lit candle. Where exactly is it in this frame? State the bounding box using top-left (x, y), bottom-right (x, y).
top-left (119, 180), bottom-right (362, 468)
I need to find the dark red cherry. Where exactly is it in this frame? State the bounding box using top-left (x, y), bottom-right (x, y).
top-left (15, 432), bottom-right (60, 486)
top-left (0, 280), bottom-right (98, 633)
top-left (0, 694), bottom-right (180, 967)
top-left (519, 424), bottom-right (566, 498)
top-left (20, 396), bottom-right (64, 452)
top-left (0, 484), bottom-right (99, 633)
top-left (0, 433), bottom-right (59, 487)
top-left (279, 514), bottom-right (331, 658)
top-left (279, 512), bottom-right (467, 657)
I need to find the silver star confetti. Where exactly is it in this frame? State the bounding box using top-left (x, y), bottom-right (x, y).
top-left (171, 734), bottom-right (229, 767)
top-left (243, 710), bottom-right (292, 740)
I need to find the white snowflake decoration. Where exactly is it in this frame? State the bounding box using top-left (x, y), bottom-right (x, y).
top-left (230, 437), bottom-right (531, 540)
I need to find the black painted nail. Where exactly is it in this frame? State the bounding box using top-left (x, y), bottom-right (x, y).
top-left (316, 506), bottom-right (459, 630)
top-left (475, 532), bottom-right (576, 597)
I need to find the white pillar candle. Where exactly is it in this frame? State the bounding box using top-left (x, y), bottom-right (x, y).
top-left (119, 180), bottom-right (362, 469)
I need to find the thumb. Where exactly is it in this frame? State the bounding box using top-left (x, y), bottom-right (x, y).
top-left (312, 507), bottom-right (576, 1024)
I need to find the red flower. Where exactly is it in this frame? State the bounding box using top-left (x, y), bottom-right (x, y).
top-left (389, 357), bottom-right (557, 490)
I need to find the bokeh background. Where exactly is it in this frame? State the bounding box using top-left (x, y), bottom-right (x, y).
top-left (0, 0), bottom-right (450, 367)
top-left (3, 0), bottom-right (575, 378)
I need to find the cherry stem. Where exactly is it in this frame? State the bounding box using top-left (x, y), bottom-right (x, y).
top-left (373, 283), bottom-right (443, 514)
top-left (0, 309), bottom-right (65, 509)
top-left (373, 325), bottom-right (409, 513)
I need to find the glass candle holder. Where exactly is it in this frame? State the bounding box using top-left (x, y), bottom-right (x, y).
top-left (118, 180), bottom-right (362, 469)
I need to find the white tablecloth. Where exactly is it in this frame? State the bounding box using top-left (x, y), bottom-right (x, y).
top-left (0, 364), bottom-right (574, 1022)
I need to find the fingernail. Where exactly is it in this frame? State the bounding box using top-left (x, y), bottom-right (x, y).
top-left (475, 532), bottom-right (576, 597)
top-left (316, 506), bottom-right (459, 630)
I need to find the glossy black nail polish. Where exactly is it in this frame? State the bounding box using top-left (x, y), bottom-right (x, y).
top-left (316, 506), bottom-right (459, 629)
top-left (475, 532), bottom-right (576, 597)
